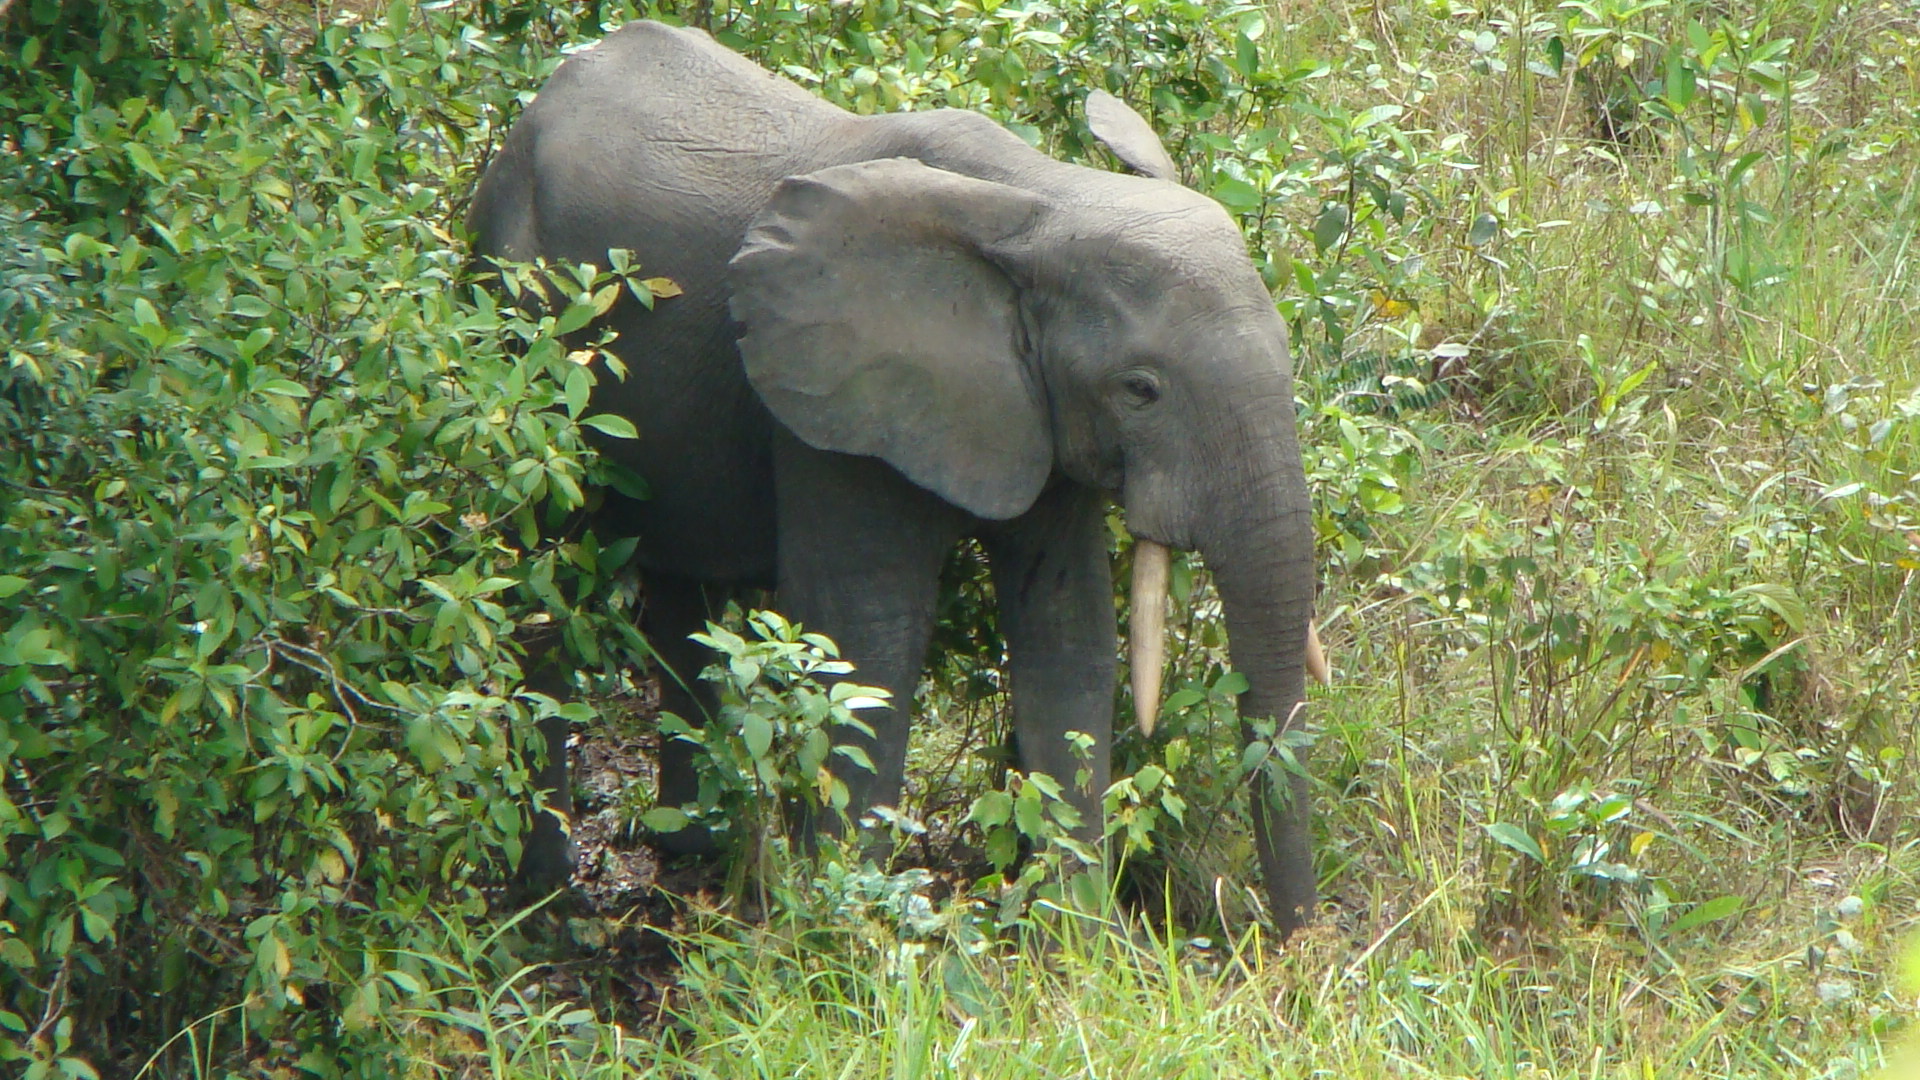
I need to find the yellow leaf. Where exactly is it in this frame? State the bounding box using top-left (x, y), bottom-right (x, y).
top-left (1630, 831), bottom-right (1654, 857)
top-left (642, 276), bottom-right (684, 299)
top-left (1369, 290), bottom-right (1411, 318)
top-left (316, 849), bottom-right (347, 883)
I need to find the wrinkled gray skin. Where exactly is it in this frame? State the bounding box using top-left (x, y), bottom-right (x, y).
top-left (469, 21), bottom-right (1319, 934)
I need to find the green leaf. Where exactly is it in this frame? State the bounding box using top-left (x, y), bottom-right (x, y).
top-left (1160, 688), bottom-right (1204, 712)
top-left (1544, 34), bottom-right (1566, 76)
top-left (1311, 203), bottom-right (1350, 253)
top-left (1668, 895), bottom-right (1743, 936)
top-left (740, 714), bottom-right (773, 760)
top-left (941, 953), bottom-right (997, 1020)
top-left (984, 825), bottom-right (1018, 871)
top-left (1468, 212), bottom-right (1499, 247)
top-left (1733, 583), bottom-right (1806, 634)
top-left (1233, 32), bottom-right (1259, 79)
top-left (556, 301), bottom-right (597, 336)
top-left (968, 790), bottom-right (1013, 828)
top-left (1210, 176), bottom-right (1263, 215)
top-left (124, 143), bottom-right (166, 182)
top-left (564, 364), bottom-right (592, 418)
top-left (0, 938), bottom-right (33, 970)
top-left (641, 807), bottom-right (690, 833)
top-left (579, 413), bottom-right (638, 439)
top-left (1014, 786), bottom-right (1045, 838)
top-left (0, 575), bottom-right (27, 599)
top-left (834, 744), bottom-right (875, 772)
top-left (1614, 359), bottom-right (1658, 400)
top-left (1484, 822), bottom-right (1545, 863)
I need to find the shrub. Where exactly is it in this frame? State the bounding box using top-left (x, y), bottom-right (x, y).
top-left (0, 2), bottom-right (652, 1071)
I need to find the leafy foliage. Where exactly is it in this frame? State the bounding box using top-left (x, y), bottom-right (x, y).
top-left (645, 610), bottom-right (888, 894)
top-left (0, 0), bottom-right (651, 1071)
top-left (3, 0), bottom-right (1916, 1074)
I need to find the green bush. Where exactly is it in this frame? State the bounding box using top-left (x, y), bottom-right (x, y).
top-left (0, 1), bottom-right (657, 1071)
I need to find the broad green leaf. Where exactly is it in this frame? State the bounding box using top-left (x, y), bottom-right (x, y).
top-left (579, 413), bottom-right (638, 439)
top-left (969, 790), bottom-right (1013, 828)
top-left (1311, 203), bottom-right (1350, 253)
top-left (1468, 212), bottom-right (1499, 247)
top-left (741, 714), bottom-right (773, 760)
top-left (640, 808), bottom-right (690, 833)
top-left (1484, 822), bottom-right (1545, 863)
top-left (1210, 176), bottom-right (1263, 215)
top-left (1669, 895), bottom-right (1743, 935)
top-left (1013, 787), bottom-right (1045, 838)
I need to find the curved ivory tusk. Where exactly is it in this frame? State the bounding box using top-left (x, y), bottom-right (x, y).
top-left (1306, 620), bottom-right (1330, 686)
top-left (1130, 540), bottom-right (1170, 737)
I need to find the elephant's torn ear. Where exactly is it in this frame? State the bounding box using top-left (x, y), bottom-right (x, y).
top-left (730, 158), bottom-right (1052, 521)
top-left (1085, 90), bottom-right (1179, 182)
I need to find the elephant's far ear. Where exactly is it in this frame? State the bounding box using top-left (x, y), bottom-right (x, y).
top-left (729, 158), bottom-right (1052, 521)
top-left (1085, 90), bottom-right (1179, 181)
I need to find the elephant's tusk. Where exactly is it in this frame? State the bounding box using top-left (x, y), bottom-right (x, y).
top-left (1306, 620), bottom-right (1330, 686)
top-left (1130, 540), bottom-right (1170, 737)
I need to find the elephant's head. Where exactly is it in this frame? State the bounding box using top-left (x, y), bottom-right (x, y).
top-left (728, 95), bottom-right (1322, 928)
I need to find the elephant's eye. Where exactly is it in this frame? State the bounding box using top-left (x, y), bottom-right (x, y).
top-left (1117, 371), bottom-right (1161, 409)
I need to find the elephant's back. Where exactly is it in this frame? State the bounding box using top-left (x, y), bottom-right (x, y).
top-left (489, 21), bottom-right (845, 262)
top-left (469, 21), bottom-right (851, 583)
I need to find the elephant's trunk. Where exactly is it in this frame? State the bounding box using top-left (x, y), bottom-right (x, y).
top-left (1130, 540), bottom-right (1170, 735)
top-left (1197, 441), bottom-right (1320, 935)
top-left (1131, 540), bottom-right (1324, 737)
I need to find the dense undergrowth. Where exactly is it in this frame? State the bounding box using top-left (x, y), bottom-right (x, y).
top-left (1, 0), bottom-right (1915, 1076)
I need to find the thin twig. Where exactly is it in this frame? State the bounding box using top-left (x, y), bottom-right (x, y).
top-left (263, 636), bottom-right (407, 764)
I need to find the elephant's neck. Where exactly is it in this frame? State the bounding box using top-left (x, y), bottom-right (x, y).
top-left (852, 110), bottom-right (1067, 191)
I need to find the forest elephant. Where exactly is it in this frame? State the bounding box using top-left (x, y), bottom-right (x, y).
top-left (468, 20), bottom-right (1329, 934)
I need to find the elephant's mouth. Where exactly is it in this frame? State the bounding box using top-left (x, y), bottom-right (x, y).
top-left (1127, 535), bottom-right (1328, 736)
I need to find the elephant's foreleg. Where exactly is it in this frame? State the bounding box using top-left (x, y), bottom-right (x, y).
top-left (982, 484), bottom-right (1116, 841)
top-left (1249, 738), bottom-right (1315, 937)
top-left (772, 433), bottom-right (967, 823)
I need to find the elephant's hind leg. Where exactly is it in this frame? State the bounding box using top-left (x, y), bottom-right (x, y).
top-left (512, 651), bottom-right (580, 898)
top-left (645, 574), bottom-right (734, 856)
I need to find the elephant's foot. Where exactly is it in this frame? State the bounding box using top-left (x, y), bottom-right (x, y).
top-left (511, 813), bottom-right (577, 902)
top-left (646, 818), bottom-right (722, 858)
